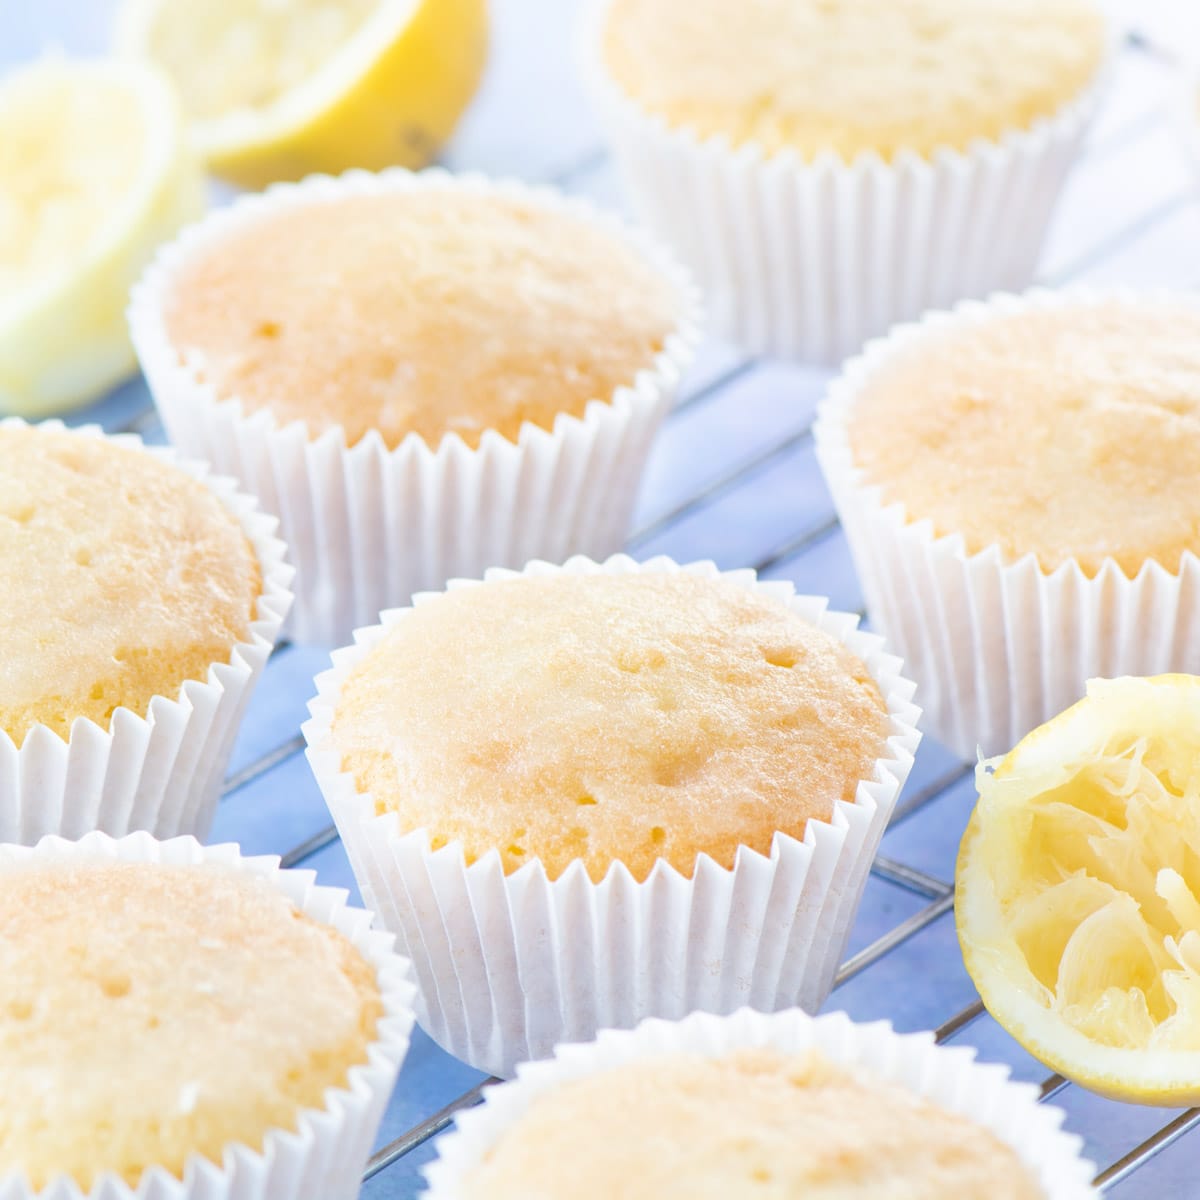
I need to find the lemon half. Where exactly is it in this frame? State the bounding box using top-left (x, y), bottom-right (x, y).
top-left (957, 674), bottom-right (1200, 1105)
top-left (0, 57), bottom-right (203, 416)
top-left (116, 0), bottom-right (488, 189)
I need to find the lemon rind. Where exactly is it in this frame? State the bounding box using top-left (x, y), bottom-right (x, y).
top-left (958, 675), bottom-right (1200, 1105)
top-left (115, 0), bottom-right (479, 161)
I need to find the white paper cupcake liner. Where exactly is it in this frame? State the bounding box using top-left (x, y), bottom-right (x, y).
top-left (303, 554), bottom-right (921, 1078)
top-left (422, 1006), bottom-right (1097, 1198)
top-left (0, 831), bottom-right (416, 1200)
top-left (0, 418), bottom-right (292, 845)
top-left (129, 167), bottom-right (702, 647)
top-left (584, 0), bottom-right (1110, 363)
top-left (814, 286), bottom-right (1200, 761)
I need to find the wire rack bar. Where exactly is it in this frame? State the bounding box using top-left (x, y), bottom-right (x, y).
top-left (363, 1080), bottom-right (495, 1181)
top-left (833, 893), bottom-right (956, 987)
top-left (221, 733), bottom-right (305, 798)
top-left (889, 764), bottom-right (973, 826)
top-left (672, 360), bottom-right (756, 417)
top-left (1095, 1108), bottom-right (1200, 1192)
top-left (934, 998), bottom-right (985, 1043)
top-left (279, 824), bottom-right (340, 870)
top-left (869, 856), bottom-right (952, 900)
top-left (752, 516), bottom-right (841, 576)
top-left (1045, 188), bottom-right (1197, 287)
top-left (626, 422), bottom-right (816, 549)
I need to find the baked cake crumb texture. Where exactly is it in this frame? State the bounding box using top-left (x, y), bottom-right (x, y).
top-left (463, 1047), bottom-right (1047, 1198)
top-left (165, 190), bottom-right (681, 450)
top-left (849, 301), bottom-right (1200, 576)
top-left (333, 572), bottom-right (887, 882)
top-left (604, 0), bottom-right (1104, 161)
top-left (0, 861), bottom-right (382, 1189)
top-left (0, 426), bottom-right (260, 744)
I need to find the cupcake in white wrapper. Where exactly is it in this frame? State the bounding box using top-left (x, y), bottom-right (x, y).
top-left (0, 831), bottom-right (416, 1200)
top-left (129, 168), bottom-right (700, 646)
top-left (815, 287), bottom-right (1200, 761)
top-left (423, 1007), bottom-right (1097, 1198)
top-left (304, 554), bottom-right (921, 1078)
top-left (585, 0), bottom-right (1109, 363)
top-left (0, 419), bottom-right (291, 845)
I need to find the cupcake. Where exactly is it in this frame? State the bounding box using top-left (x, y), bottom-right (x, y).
top-left (424, 1007), bottom-right (1097, 1199)
top-left (814, 289), bottom-right (1200, 760)
top-left (588, 0), bottom-right (1108, 361)
top-left (304, 555), bottom-right (920, 1076)
top-left (130, 168), bottom-right (699, 645)
top-left (0, 419), bottom-right (290, 844)
top-left (0, 831), bottom-right (415, 1200)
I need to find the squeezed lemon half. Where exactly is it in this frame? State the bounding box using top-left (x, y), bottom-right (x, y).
top-left (116, 0), bottom-right (488, 188)
top-left (0, 57), bottom-right (203, 416)
top-left (957, 674), bottom-right (1200, 1104)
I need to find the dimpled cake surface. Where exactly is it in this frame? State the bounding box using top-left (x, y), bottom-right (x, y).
top-left (848, 302), bottom-right (1200, 576)
top-left (603, 0), bottom-right (1104, 162)
top-left (332, 572), bottom-right (888, 882)
top-left (462, 1048), bottom-right (1046, 1199)
top-left (0, 860), bottom-right (382, 1189)
top-left (0, 426), bottom-right (259, 744)
top-left (163, 190), bottom-right (681, 450)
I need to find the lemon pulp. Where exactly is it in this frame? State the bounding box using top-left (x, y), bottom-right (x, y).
top-left (958, 675), bottom-right (1200, 1102)
top-left (0, 58), bottom-right (202, 415)
top-left (0, 73), bottom-right (142, 304)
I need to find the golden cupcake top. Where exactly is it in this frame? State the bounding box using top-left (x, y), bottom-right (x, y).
top-left (847, 300), bottom-right (1200, 576)
top-left (0, 860), bottom-right (382, 1189)
top-left (163, 189), bottom-right (681, 450)
top-left (332, 572), bottom-right (887, 882)
top-left (0, 426), bottom-right (260, 744)
top-left (462, 1048), bottom-right (1047, 1198)
top-left (603, 0), bottom-right (1105, 161)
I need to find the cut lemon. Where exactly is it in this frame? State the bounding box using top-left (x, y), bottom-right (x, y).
top-left (0, 57), bottom-right (203, 416)
top-left (115, 0), bottom-right (489, 189)
top-left (957, 674), bottom-right (1200, 1104)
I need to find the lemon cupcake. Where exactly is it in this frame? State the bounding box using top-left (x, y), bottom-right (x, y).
top-left (815, 289), bottom-right (1200, 759)
top-left (0, 831), bottom-right (415, 1200)
top-left (424, 1008), bottom-right (1096, 1199)
top-left (588, 0), bottom-right (1107, 361)
top-left (304, 555), bottom-right (920, 1076)
top-left (0, 419), bottom-right (290, 844)
top-left (131, 168), bottom-right (699, 644)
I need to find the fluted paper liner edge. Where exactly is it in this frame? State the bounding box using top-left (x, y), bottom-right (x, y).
top-left (423, 1006), bottom-right (1097, 1199)
top-left (303, 553), bottom-right (921, 1078)
top-left (129, 167), bottom-right (702, 645)
top-left (813, 286), bottom-right (1200, 760)
top-left (583, 0), bottom-right (1111, 361)
top-left (0, 419), bottom-right (293, 845)
top-left (0, 831), bottom-right (416, 1200)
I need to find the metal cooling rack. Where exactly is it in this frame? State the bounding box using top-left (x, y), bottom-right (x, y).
top-left (5, 1), bottom-right (1200, 1195)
